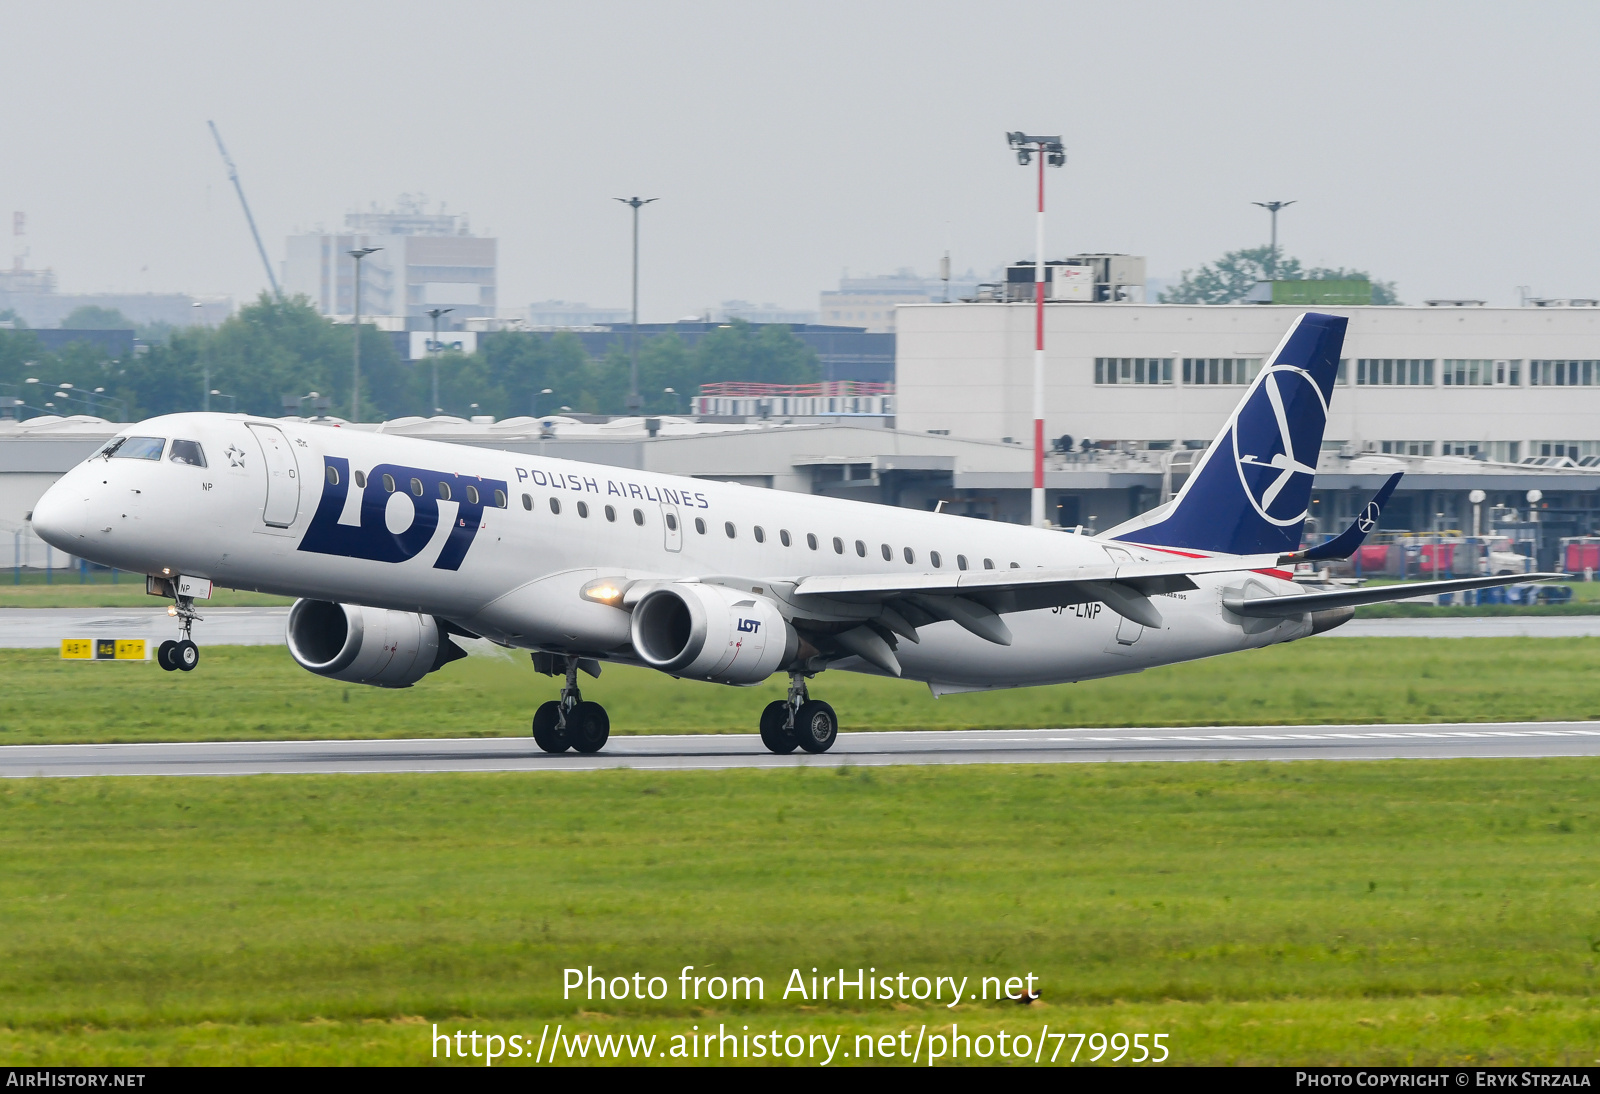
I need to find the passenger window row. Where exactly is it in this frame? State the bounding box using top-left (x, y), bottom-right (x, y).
top-left (689, 517), bottom-right (1015, 570)
top-left (515, 493), bottom-right (1025, 569)
top-left (521, 493), bottom-right (646, 525)
top-left (341, 468), bottom-right (506, 507)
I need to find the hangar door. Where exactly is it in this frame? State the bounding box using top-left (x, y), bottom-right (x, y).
top-left (246, 423), bottom-right (302, 528)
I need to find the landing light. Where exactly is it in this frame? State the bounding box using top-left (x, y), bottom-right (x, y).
top-left (581, 579), bottom-right (628, 606)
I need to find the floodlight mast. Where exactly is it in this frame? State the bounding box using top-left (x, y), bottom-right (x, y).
top-left (207, 121), bottom-right (283, 301)
top-left (1006, 131), bottom-right (1066, 527)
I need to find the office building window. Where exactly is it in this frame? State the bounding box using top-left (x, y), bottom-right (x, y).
top-left (1440, 441), bottom-right (1481, 457)
top-left (1095, 357), bottom-right (1173, 385)
top-left (1379, 441), bottom-right (1435, 456)
top-left (1181, 358), bottom-right (1261, 385)
top-left (1530, 360), bottom-right (1600, 386)
top-left (1357, 359), bottom-right (1434, 386)
top-left (1533, 441), bottom-right (1600, 459)
top-left (1442, 359), bottom-right (1495, 386)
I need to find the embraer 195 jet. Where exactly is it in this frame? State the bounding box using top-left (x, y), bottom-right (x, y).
top-left (30, 313), bottom-right (1558, 755)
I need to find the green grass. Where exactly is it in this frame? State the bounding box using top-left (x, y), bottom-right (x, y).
top-left (0, 761), bottom-right (1595, 1064)
top-left (3, 638), bottom-right (1600, 747)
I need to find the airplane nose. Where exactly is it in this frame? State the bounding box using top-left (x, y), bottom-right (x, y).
top-left (30, 479), bottom-right (88, 551)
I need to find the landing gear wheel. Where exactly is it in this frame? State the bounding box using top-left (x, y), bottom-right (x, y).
top-left (759, 700), bottom-right (798, 754)
top-left (532, 700), bottom-right (569, 753)
top-left (569, 701), bottom-right (610, 753)
top-left (794, 700), bottom-right (838, 754)
top-left (175, 640), bottom-right (199, 671)
top-left (157, 640), bottom-right (179, 672)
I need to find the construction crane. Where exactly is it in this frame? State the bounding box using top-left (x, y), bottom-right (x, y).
top-left (207, 120), bottom-right (283, 301)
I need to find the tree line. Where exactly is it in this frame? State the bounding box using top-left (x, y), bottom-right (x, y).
top-left (1159, 247), bottom-right (1400, 305)
top-left (0, 295), bottom-right (819, 423)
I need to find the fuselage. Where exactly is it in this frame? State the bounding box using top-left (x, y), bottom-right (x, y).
top-left (31, 413), bottom-right (1309, 691)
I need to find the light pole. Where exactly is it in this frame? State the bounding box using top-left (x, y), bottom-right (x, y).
top-left (1006, 131), bottom-right (1066, 527)
top-left (426, 307), bottom-right (453, 414)
top-left (348, 246), bottom-right (382, 422)
top-left (1252, 200), bottom-right (1296, 280)
top-left (663, 386), bottom-right (679, 413)
top-left (614, 196), bottom-right (658, 415)
top-left (209, 389), bottom-right (236, 411)
top-left (534, 387), bottom-right (553, 417)
top-left (193, 301), bottom-right (207, 411)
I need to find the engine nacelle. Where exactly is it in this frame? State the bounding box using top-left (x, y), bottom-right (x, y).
top-left (286, 599), bottom-right (465, 688)
top-left (630, 583), bottom-right (797, 685)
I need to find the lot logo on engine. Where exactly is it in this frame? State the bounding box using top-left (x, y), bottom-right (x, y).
top-left (298, 456), bottom-right (507, 570)
top-left (737, 618), bottom-right (761, 634)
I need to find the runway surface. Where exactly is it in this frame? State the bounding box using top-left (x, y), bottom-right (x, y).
top-left (3, 607), bottom-right (1600, 647)
top-left (0, 607), bottom-right (291, 647)
top-left (5, 722), bottom-right (1599, 777)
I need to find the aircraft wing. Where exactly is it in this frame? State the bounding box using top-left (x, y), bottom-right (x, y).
top-left (1224, 572), bottom-right (1568, 617)
top-left (787, 552), bottom-right (1288, 643)
top-left (793, 551), bottom-right (1285, 604)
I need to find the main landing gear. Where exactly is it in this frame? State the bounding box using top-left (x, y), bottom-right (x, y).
top-left (532, 656), bottom-right (610, 754)
top-left (759, 673), bottom-right (837, 755)
top-left (157, 596), bottom-right (202, 673)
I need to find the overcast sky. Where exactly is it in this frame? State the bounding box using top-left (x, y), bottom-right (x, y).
top-left (3, 1), bottom-right (1597, 315)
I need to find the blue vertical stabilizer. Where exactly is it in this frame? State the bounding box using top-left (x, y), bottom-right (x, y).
top-left (1109, 312), bottom-right (1348, 555)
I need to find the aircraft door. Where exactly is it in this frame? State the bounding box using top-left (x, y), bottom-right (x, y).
top-left (660, 501), bottom-right (683, 552)
top-left (246, 423), bottom-right (301, 528)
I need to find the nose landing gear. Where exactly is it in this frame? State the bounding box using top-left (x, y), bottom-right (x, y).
top-left (532, 655), bottom-right (610, 754)
top-left (157, 596), bottom-right (202, 673)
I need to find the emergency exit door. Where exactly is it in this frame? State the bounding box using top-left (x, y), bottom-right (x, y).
top-left (660, 502), bottom-right (683, 552)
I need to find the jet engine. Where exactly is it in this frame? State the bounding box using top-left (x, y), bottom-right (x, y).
top-left (286, 599), bottom-right (467, 688)
top-left (629, 583), bottom-right (797, 685)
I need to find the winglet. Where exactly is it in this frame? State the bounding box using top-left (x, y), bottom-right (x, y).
top-left (1283, 472), bottom-right (1403, 564)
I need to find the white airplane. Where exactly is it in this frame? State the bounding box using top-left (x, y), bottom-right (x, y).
top-left (30, 312), bottom-right (1558, 755)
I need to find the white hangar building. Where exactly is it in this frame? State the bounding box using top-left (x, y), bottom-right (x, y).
top-left (896, 302), bottom-right (1600, 464)
top-left (893, 301), bottom-right (1600, 560)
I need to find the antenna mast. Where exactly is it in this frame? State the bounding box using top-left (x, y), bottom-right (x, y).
top-left (207, 120), bottom-right (283, 300)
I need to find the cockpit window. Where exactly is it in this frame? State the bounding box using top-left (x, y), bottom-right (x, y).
top-left (109, 436), bottom-right (165, 461)
top-left (169, 440), bottom-right (207, 467)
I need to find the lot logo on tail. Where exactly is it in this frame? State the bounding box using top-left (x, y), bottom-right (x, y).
top-left (299, 456), bottom-right (508, 570)
top-left (1232, 363), bottom-right (1328, 527)
top-left (1109, 311), bottom-right (1347, 556)
top-left (1356, 500), bottom-right (1380, 534)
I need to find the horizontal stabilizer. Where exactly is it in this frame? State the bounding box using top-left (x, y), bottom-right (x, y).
top-left (1225, 573), bottom-right (1568, 617)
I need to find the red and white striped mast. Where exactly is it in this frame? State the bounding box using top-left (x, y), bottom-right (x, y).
top-left (1007, 131), bottom-right (1066, 527)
